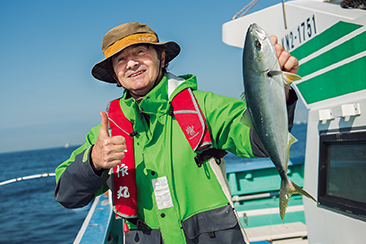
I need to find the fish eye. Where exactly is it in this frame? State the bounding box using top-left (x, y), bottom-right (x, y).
top-left (255, 40), bottom-right (261, 50)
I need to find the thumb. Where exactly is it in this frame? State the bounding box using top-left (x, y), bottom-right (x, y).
top-left (99, 111), bottom-right (110, 137)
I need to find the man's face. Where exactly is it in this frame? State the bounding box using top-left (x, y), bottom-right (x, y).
top-left (112, 45), bottom-right (165, 98)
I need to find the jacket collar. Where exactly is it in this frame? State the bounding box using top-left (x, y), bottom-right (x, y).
top-left (120, 73), bottom-right (198, 119)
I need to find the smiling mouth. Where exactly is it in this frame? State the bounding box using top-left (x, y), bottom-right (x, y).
top-left (129, 70), bottom-right (145, 78)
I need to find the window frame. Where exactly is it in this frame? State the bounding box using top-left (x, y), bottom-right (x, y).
top-left (318, 129), bottom-right (366, 219)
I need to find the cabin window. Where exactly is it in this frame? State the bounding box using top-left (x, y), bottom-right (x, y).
top-left (318, 130), bottom-right (366, 219)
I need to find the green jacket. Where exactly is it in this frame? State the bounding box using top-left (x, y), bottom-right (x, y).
top-left (55, 73), bottom-right (296, 243)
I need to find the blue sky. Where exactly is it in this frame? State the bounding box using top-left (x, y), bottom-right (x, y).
top-left (0, 0), bottom-right (306, 153)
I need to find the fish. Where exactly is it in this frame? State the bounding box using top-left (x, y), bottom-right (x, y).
top-left (240, 23), bottom-right (317, 220)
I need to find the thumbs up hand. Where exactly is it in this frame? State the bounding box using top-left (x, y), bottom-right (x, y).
top-left (91, 111), bottom-right (127, 172)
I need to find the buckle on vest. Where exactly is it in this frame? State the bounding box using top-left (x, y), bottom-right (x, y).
top-left (194, 154), bottom-right (205, 167)
top-left (129, 218), bottom-right (150, 230)
top-left (194, 148), bottom-right (228, 167)
top-left (129, 131), bottom-right (138, 137)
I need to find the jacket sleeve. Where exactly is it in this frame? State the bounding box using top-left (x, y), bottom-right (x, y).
top-left (54, 124), bottom-right (109, 208)
top-left (195, 88), bottom-right (298, 158)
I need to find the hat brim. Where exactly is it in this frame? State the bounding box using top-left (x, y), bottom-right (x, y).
top-left (91, 41), bottom-right (180, 83)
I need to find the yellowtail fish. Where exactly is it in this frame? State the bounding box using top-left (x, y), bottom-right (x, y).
top-left (241, 23), bottom-right (317, 220)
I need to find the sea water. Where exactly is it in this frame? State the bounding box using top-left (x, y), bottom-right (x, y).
top-left (0, 123), bottom-right (307, 244)
top-left (0, 146), bottom-right (90, 244)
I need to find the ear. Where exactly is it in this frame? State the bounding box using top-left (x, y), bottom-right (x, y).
top-left (160, 51), bottom-right (166, 67)
top-left (112, 74), bottom-right (123, 87)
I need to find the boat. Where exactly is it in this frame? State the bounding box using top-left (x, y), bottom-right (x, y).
top-left (74, 1), bottom-right (366, 243)
top-left (223, 0), bottom-right (366, 243)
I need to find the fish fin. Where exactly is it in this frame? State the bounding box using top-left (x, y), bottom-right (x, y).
top-left (240, 109), bottom-right (256, 132)
top-left (283, 72), bottom-right (302, 87)
top-left (268, 70), bottom-right (301, 88)
top-left (286, 133), bottom-right (297, 168)
top-left (284, 82), bottom-right (292, 90)
top-left (283, 71), bottom-right (302, 82)
top-left (292, 181), bottom-right (319, 204)
top-left (268, 70), bottom-right (283, 77)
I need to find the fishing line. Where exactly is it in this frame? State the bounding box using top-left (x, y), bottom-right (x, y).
top-left (232, 0), bottom-right (259, 20)
top-left (0, 173), bottom-right (56, 186)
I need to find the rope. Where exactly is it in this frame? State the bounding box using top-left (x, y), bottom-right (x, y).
top-left (0, 173), bottom-right (56, 186)
top-left (232, 0), bottom-right (259, 20)
top-left (282, 0), bottom-right (288, 29)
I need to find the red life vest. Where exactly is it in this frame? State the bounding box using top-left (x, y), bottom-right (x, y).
top-left (107, 88), bottom-right (212, 220)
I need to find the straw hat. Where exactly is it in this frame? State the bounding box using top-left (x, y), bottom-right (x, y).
top-left (91, 22), bottom-right (181, 83)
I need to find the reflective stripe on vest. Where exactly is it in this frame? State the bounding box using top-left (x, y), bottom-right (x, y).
top-left (108, 88), bottom-right (212, 219)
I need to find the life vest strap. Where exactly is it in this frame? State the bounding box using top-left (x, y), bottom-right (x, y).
top-left (108, 99), bottom-right (138, 219)
top-left (171, 88), bottom-right (212, 152)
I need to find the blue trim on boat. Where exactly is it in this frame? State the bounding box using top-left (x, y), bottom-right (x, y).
top-left (76, 193), bottom-right (113, 244)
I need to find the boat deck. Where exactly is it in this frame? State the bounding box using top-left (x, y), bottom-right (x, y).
top-left (249, 222), bottom-right (308, 244)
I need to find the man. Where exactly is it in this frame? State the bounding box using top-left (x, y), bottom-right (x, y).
top-left (55, 22), bottom-right (299, 243)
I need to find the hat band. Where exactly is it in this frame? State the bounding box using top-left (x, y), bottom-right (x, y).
top-left (104, 33), bottom-right (158, 59)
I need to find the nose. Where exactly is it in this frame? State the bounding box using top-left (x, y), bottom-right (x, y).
top-left (126, 58), bottom-right (139, 70)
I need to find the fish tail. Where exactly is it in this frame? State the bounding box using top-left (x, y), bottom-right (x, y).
top-left (279, 178), bottom-right (318, 220)
top-left (292, 181), bottom-right (319, 204)
top-left (279, 178), bottom-right (291, 220)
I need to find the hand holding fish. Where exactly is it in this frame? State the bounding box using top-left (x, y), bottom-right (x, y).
top-left (269, 35), bottom-right (299, 74)
top-left (269, 35), bottom-right (299, 100)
